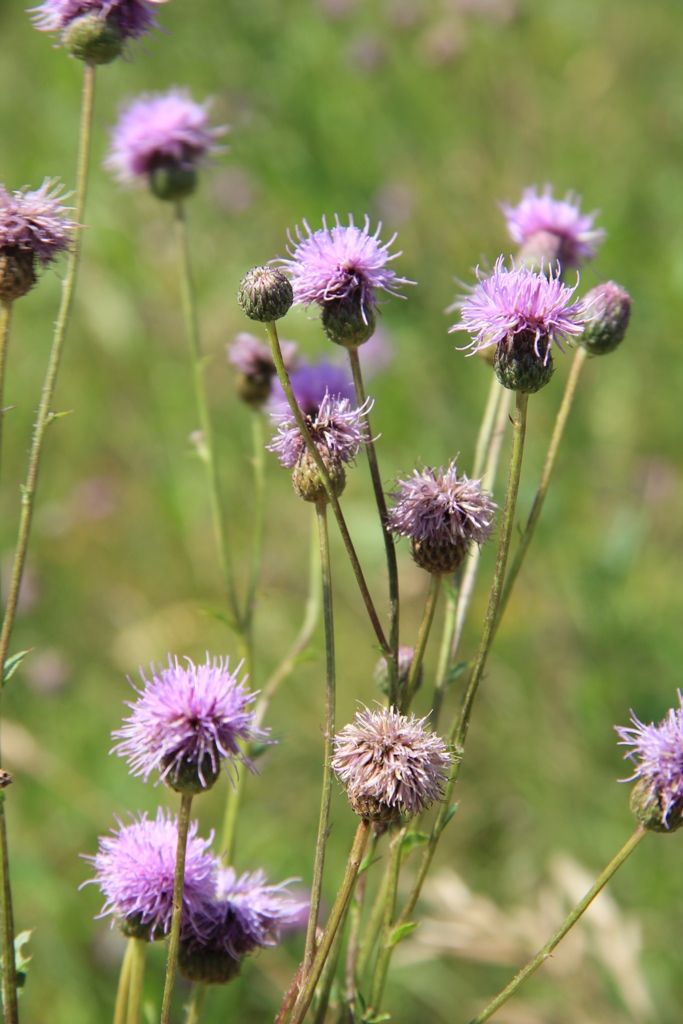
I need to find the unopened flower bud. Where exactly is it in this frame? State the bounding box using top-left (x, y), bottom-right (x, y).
top-left (494, 330), bottom-right (554, 393)
top-left (161, 755), bottom-right (221, 796)
top-left (0, 250), bottom-right (36, 303)
top-left (238, 267), bottom-right (293, 323)
top-left (322, 297), bottom-right (376, 348)
top-left (178, 945), bottom-right (241, 985)
top-left (292, 449), bottom-right (345, 504)
top-left (580, 282), bottom-right (631, 355)
top-left (63, 13), bottom-right (124, 65)
top-left (411, 535), bottom-right (468, 575)
top-left (149, 161), bottom-right (198, 202)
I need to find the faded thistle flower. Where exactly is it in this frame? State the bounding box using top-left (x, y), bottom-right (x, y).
top-left (616, 693), bottom-right (683, 833)
top-left (387, 461), bottom-right (496, 575)
top-left (31, 0), bottom-right (160, 63)
top-left (82, 809), bottom-right (217, 941)
top-left (0, 180), bottom-right (74, 302)
top-left (227, 332), bottom-right (298, 407)
top-left (106, 89), bottom-right (227, 201)
top-left (580, 281), bottom-right (631, 356)
top-left (501, 186), bottom-right (605, 271)
top-left (179, 867), bottom-right (307, 984)
top-left (112, 655), bottom-right (267, 794)
top-left (450, 257), bottom-right (587, 392)
top-left (332, 706), bottom-right (452, 825)
top-left (280, 215), bottom-right (413, 346)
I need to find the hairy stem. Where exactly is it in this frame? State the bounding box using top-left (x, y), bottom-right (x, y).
top-left (126, 938), bottom-right (146, 1024)
top-left (159, 792), bottom-right (194, 1024)
top-left (468, 826), bottom-right (646, 1024)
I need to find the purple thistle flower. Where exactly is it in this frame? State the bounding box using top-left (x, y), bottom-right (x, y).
top-left (0, 179), bottom-right (73, 266)
top-left (332, 706), bottom-right (452, 824)
top-left (501, 186), bottom-right (605, 269)
top-left (450, 256), bottom-right (586, 358)
top-left (112, 655), bottom-right (267, 793)
top-left (267, 392), bottom-right (370, 471)
top-left (106, 89), bottom-right (226, 186)
top-left (387, 461), bottom-right (496, 575)
top-left (266, 360), bottom-right (355, 419)
top-left (227, 333), bottom-right (298, 379)
top-left (616, 693), bottom-right (683, 831)
top-left (82, 809), bottom-right (218, 941)
top-left (30, 0), bottom-right (158, 40)
top-left (280, 215), bottom-right (413, 318)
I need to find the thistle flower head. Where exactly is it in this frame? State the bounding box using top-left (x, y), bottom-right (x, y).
top-left (82, 809), bottom-right (217, 941)
top-left (616, 693), bottom-right (683, 832)
top-left (112, 655), bottom-right (267, 793)
top-left (267, 360), bottom-right (354, 419)
top-left (332, 706), bottom-right (451, 824)
top-left (30, 0), bottom-right (159, 41)
top-left (0, 180), bottom-right (73, 266)
top-left (227, 333), bottom-right (298, 406)
top-left (281, 215), bottom-right (413, 319)
top-left (106, 89), bottom-right (226, 191)
top-left (501, 186), bottom-right (605, 268)
top-left (267, 392), bottom-right (370, 471)
top-left (387, 461), bottom-right (496, 574)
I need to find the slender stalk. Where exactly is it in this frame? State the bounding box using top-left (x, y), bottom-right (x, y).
top-left (265, 321), bottom-right (390, 658)
top-left (173, 201), bottom-right (240, 627)
top-left (356, 860), bottom-right (389, 984)
top-left (397, 391), bottom-right (529, 928)
top-left (468, 826), bottom-right (646, 1024)
top-left (287, 819), bottom-right (372, 1024)
top-left (184, 984), bottom-right (207, 1024)
top-left (497, 346), bottom-right (587, 628)
top-left (367, 825), bottom-right (407, 1014)
top-left (113, 938), bottom-right (134, 1024)
top-left (245, 410), bottom-right (266, 624)
top-left (399, 574), bottom-right (441, 713)
top-left (126, 938), bottom-right (146, 1024)
top-left (472, 376), bottom-right (506, 482)
top-left (302, 501), bottom-right (337, 978)
top-left (0, 62), bottom-right (97, 1024)
top-left (347, 346), bottom-right (400, 660)
top-left (344, 845), bottom-right (370, 1007)
top-left (0, 301), bottom-right (13, 485)
top-left (312, 911), bottom-right (347, 1024)
top-left (159, 792), bottom-right (194, 1024)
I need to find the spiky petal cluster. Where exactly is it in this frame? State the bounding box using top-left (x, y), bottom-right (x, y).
top-left (267, 392), bottom-right (370, 471)
top-left (83, 810), bottom-right (217, 941)
top-left (112, 655), bottom-right (266, 792)
top-left (106, 90), bottom-right (226, 184)
top-left (616, 693), bottom-right (683, 831)
top-left (332, 706), bottom-right (452, 823)
top-left (451, 257), bottom-right (587, 358)
top-left (0, 180), bottom-right (73, 265)
top-left (501, 186), bottom-right (604, 268)
top-left (281, 215), bottom-right (413, 316)
top-left (30, 0), bottom-right (158, 38)
top-left (267, 360), bottom-right (354, 419)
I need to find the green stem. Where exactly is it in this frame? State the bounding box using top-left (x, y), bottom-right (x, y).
top-left (497, 346), bottom-right (587, 629)
top-left (399, 574), bottom-right (441, 713)
top-left (159, 792), bottom-right (194, 1024)
top-left (468, 826), bottom-right (647, 1024)
top-left (0, 62), bottom-right (97, 1024)
top-left (113, 938), bottom-right (134, 1024)
top-left (367, 825), bottom-right (407, 1013)
top-left (0, 301), bottom-right (13, 488)
top-left (311, 911), bottom-right (347, 1024)
top-left (265, 322), bottom-right (390, 658)
top-left (174, 201), bottom-right (240, 627)
top-left (347, 346), bottom-right (400, 663)
top-left (356, 858), bottom-right (389, 985)
top-left (126, 938), bottom-right (146, 1024)
top-left (397, 390), bottom-right (529, 928)
top-left (287, 819), bottom-right (372, 1024)
top-left (245, 410), bottom-right (266, 624)
top-left (303, 501), bottom-right (337, 977)
top-left (184, 984), bottom-right (207, 1024)
top-left (343, 834), bottom-right (376, 1007)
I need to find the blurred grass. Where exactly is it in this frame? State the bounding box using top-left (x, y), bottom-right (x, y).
top-left (2, 0), bottom-right (683, 1021)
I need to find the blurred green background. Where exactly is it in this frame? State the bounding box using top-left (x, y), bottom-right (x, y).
top-left (2, 0), bottom-right (683, 1021)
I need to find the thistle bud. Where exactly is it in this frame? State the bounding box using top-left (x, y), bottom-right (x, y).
top-left (63, 13), bottom-right (125, 65)
top-left (149, 161), bottom-right (198, 203)
top-left (580, 282), bottom-right (631, 355)
top-left (178, 945), bottom-right (241, 985)
top-left (0, 250), bottom-right (36, 303)
top-left (291, 449), bottom-right (346, 504)
top-left (322, 297), bottom-right (376, 349)
top-left (494, 330), bottom-right (554, 393)
top-left (629, 778), bottom-right (683, 834)
top-left (238, 267), bottom-right (293, 323)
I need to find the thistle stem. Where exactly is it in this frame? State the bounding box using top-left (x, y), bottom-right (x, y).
top-left (367, 825), bottom-right (407, 1014)
top-left (126, 938), bottom-right (146, 1024)
top-left (287, 819), bottom-right (371, 1024)
top-left (497, 346), bottom-right (587, 628)
top-left (0, 301), bottom-right (13, 487)
top-left (468, 826), bottom-right (646, 1024)
top-left (399, 574), bottom-right (441, 713)
top-left (356, 856), bottom-right (389, 984)
top-left (302, 501), bottom-right (337, 978)
top-left (265, 321), bottom-right (390, 658)
top-left (396, 390), bottom-right (529, 929)
top-left (347, 345), bottom-right (400, 664)
top-left (159, 792), bottom-right (194, 1024)
top-left (245, 410), bottom-right (266, 625)
top-left (113, 938), bottom-right (134, 1024)
top-left (0, 62), bottom-right (97, 1024)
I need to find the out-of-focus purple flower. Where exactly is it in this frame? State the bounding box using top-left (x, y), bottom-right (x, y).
top-left (266, 360), bottom-right (355, 419)
top-left (501, 186), bottom-right (604, 269)
top-left (106, 89), bottom-right (226, 186)
top-left (616, 693), bottom-right (683, 831)
top-left (82, 809), bottom-right (218, 941)
top-left (112, 655), bottom-right (267, 793)
top-left (281, 215), bottom-right (413, 318)
top-left (332, 706), bottom-right (452, 824)
top-left (227, 332), bottom-right (298, 407)
top-left (0, 180), bottom-right (73, 266)
top-left (387, 461), bottom-right (495, 574)
top-left (374, 646), bottom-right (419, 698)
top-left (30, 0), bottom-right (158, 39)
top-left (268, 392), bottom-right (370, 471)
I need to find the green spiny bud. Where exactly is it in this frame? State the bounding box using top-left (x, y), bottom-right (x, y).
top-left (149, 161), bottom-right (198, 202)
top-left (292, 448), bottom-right (345, 504)
top-left (630, 778), bottom-right (683, 834)
top-left (63, 13), bottom-right (124, 65)
top-left (238, 266), bottom-right (293, 323)
top-left (494, 331), bottom-right (554, 393)
top-left (179, 944), bottom-right (242, 985)
top-left (161, 755), bottom-right (221, 796)
top-left (580, 282), bottom-right (631, 355)
top-left (322, 297), bottom-right (376, 348)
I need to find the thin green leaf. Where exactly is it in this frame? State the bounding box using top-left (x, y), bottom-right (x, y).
top-left (387, 921), bottom-right (418, 948)
top-left (3, 649), bottom-right (32, 687)
top-left (400, 831), bottom-right (429, 856)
